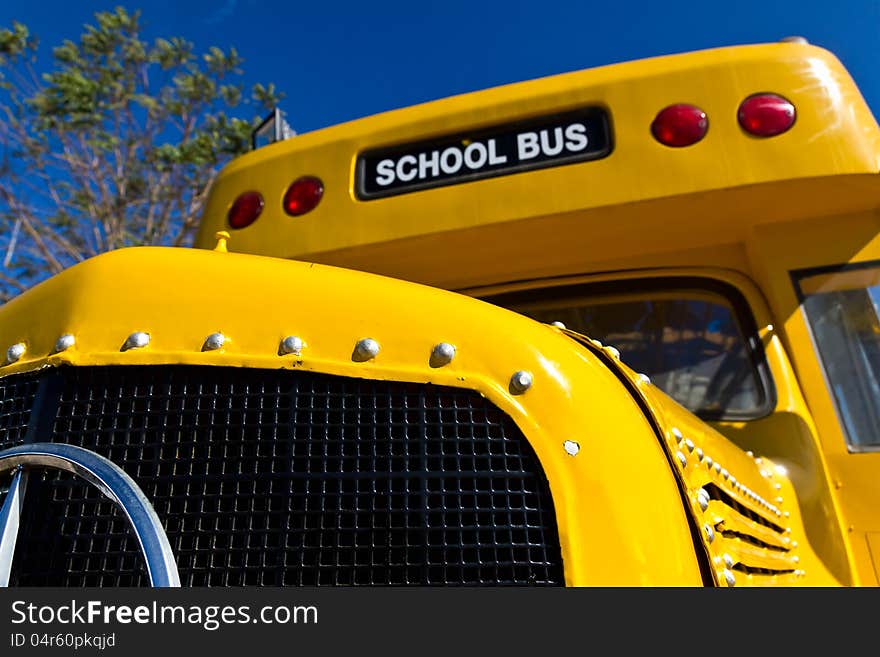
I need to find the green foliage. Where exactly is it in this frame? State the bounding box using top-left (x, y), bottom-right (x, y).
top-left (0, 6), bottom-right (283, 301)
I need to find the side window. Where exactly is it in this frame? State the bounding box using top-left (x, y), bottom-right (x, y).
top-left (485, 280), bottom-right (774, 421)
top-left (794, 264), bottom-right (880, 448)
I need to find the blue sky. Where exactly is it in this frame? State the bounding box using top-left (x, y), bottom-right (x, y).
top-left (1, 1), bottom-right (879, 133)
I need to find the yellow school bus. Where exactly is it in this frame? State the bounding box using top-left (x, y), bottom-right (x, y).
top-left (0, 39), bottom-right (876, 587)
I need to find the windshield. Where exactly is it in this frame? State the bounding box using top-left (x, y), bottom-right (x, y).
top-left (796, 264), bottom-right (880, 448)
top-left (484, 279), bottom-right (772, 421)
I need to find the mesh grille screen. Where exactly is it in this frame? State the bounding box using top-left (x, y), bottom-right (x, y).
top-left (0, 370), bottom-right (38, 450)
top-left (0, 366), bottom-right (564, 586)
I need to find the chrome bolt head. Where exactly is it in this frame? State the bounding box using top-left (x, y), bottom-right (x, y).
top-left (713, 462), bottom-right (722, 474)
top-left (704, 524), bottom-right (715, 543)
top-left (791, 541), bottom-right (798, 549)
top-left (202, 332), bottom-right (226, 351)
top-left (550, 321), bottom-right (566, 329)
top-left (675, 451), bottom-right (688, 469)
top-left (684, 438), bottom-right (695, 452)
top-left (637, 373), bottom-right (651, 385)
top-left (430, 342), bottom-right (456, 368)
top-left (697, 488), bottom-right (710, 512)
top-left (721, 468), bottom-right (729, 480)
top-left (279, 335), bottom-right (304, 356)
top-left (671, 427), bottom-right (683, 440)
top-left (696, 448), bottom-right (704, 461)
top-left (705, 456), bottom-right (714, 469)
top-left (723, 554), bottom-right (735, 569)
top-left (122, 332), bottom-right (150, 351)
top-left (723, 569), bottom-right (736, 587)
top-left (353, 338), bottom-right (380, 362)
top-left (54, 334), bottom-right (75, 353)
top-left (563, 440), bottom-right (580, 457)
top-left (604, 345), bottom-right (621, 360)
top-left (5, 342), bottom-right (25, 363)
top-left (509, 370), bottom-right (533, 395)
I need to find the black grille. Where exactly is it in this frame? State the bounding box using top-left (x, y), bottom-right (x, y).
top-left (0, 365), bottom-right (564, 586)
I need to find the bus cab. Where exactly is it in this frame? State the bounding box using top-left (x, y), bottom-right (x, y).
top-left (197, 40), bottom-right (880, 586)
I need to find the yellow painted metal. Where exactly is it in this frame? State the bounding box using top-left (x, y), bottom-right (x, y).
top-left (195, 41), bottom-right (880, 293)
top-left (466, 266), bottom-right (859, 584)
top-left (0, 246), bottom-right (710, 585)
top-left (572, 334), bottom-right (841, 586)
top-left (745, 210), bottom-right (880, 586)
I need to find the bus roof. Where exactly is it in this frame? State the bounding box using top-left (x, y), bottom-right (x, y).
top-left (195, 41), bottom-right (880, 290)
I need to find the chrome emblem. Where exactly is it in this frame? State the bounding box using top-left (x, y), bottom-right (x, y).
top-left (0, 443), bottom-right (180, 587)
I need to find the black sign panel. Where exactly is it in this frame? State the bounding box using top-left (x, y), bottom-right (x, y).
top-left (356, 107), bottom-right (613, 200)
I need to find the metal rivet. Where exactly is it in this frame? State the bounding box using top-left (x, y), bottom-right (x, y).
top-left (563, 440), bottom-right (580, 457)
top-left (604, 345), bottom-right (621, 360)
top-left (122, 332), bottom-right (150, 351)
top-left (675, 451), bottom-right (687, 468)
top-left (696, 448), bottom-right (704, 461)
top-left (723, 569), bottom-right (736, 587)
top-left (509, 370), bottom-right (533, 395)
top-left (589, 338), bottom-right (603, 348)
top-left (705, 456), bottom-right (714, 469)
top-left (704, 524), bottom-right (715, 543)
top-left (5, 342), bottom-right (26, 363)
top-left (684, 438), bottom-right (695, 452)
top-left (721, 468), bottom-right (729, 480)
top-left (791, 541), bottom-right (798, 549)
top-left (430, 342), bottom-right (456, 368)
top-left (550, 321), bottom-right (566, 329)
top-left (783, 511), bottom-right (789, 518)
top-left (713, 462), bottom-right (722, 474)
top-left (202, 332), bottom-right (226, 351)
top-left (791, 556), bottom-right (800, 564)
top-left (776, 496), bottom-right (784, 504)
top-left (723, 554), bottom-right (735, 569)
top-left (774, 482), bottom-right (782, 490)
top-left (637, 373), bottom-right (651, 385)
top-left (729, 476), bottom-right (737, 487)
top-left (785, 527), bottom-right (792, 534)
top-left (697, 488), bottom-right (710, 511)
top-left (279, 335), bottom-right (304, 356)
top-left (761, 469), bottom-right (771, 478)
top-left (746, 451), bottom-right (754, 457)
top-left (671, 427), bottom-right (683, 440)
top-left (353, 338), bottom-right (380, 362)
top-left (54, 334), bottom-right (76, 353)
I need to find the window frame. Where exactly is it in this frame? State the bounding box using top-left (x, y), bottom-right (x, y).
top-left (791, 259), bottom-right (880, 452)
top-left (483, 276), bottom-right (778, 422)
